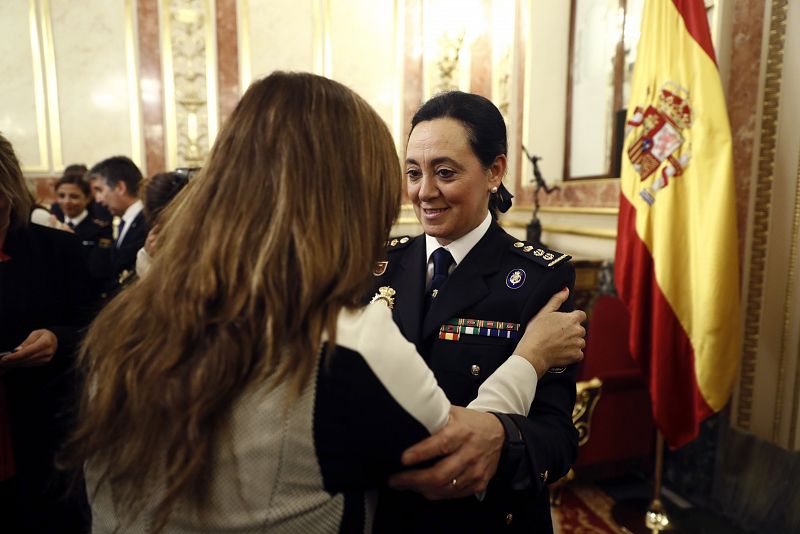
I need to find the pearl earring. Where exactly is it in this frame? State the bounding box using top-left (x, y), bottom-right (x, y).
top-left (490, 186), bottom-right (498, 194)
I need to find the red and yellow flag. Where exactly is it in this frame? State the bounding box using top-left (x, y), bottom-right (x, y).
top-left (615, 0), bottom-right (740, 448)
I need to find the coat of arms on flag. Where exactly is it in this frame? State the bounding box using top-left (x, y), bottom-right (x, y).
top-left (627, 82), bottom-right (693, 205)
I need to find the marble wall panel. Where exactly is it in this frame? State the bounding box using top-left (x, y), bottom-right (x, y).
top-left (242, 0), bottom-right (315, 83)
top-left (521, 0), bottom-right (570, 195)
top-left (216, 0), bottom-right (240, 122)
top-left (728, 0), bottom-right (765, 260)
top-left (0, 0), bottom-right (48, 171)
top-left (138, 0), bottom-right (166, 174)
top-left (401, 0), bottom-right (423, 144)
top-left (49, 0), bottom-right (137, 170)
top-left (329, 0), bottom-right (399, 141)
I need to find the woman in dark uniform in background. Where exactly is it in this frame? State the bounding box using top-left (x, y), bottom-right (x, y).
top-left (54, 173), bottom-right (113, 288)
top-left (374, 91), bottom-right (583, 533)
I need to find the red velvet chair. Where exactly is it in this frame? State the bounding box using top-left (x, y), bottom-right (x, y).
top-left (573, 294), bottom-right (655, 477)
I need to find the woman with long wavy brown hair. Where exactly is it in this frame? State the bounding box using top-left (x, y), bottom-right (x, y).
top-left (63, 72), bottom-right (583, 533)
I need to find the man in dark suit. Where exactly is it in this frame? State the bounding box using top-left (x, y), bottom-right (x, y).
top-left (372, 90), bottom-right (583, 533)
top-left (88, 156), bottom-right (149, 290)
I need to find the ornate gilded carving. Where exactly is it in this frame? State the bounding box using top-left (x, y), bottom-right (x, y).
top-left (737, 0), bottom-right (788, 430)
top-left (573, 377), bottom-right (602, 446)
top-left (160, 0), bottom-right (218, 168)
top-left (435, 32), bottom-right (464, 93)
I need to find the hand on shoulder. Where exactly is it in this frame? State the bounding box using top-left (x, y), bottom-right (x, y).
top-left (514, 288), bottom-right (586, 377)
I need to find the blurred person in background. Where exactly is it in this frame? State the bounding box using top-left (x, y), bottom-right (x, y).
top-left (0, 132), bottom-right (93, 533)
top-left (53, 173), bottom-right (113, 288)
top-left (87, 156), bottom-right (149, 290)
top-left (135, 169), bottom-right (192, 277)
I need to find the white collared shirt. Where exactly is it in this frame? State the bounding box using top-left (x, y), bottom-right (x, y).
top-left (424, 211), bottom-right (492, 284)
top-left (117, 199), bottom-right (143, 247)
top-left (65, 210), bottom-right (88, 228)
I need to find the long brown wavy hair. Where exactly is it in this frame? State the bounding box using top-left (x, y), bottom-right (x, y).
top-left (0, 132), bottom-right (35, 231)
top-left (62, 72), bottom-right (401, 529)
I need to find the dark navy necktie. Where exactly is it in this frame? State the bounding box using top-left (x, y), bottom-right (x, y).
top-left (116, 219), bottom-right (126, 247)
top-left (67, 221), bottom-right (75, 230)
top-left (426, 247), bottom-right (454, 312)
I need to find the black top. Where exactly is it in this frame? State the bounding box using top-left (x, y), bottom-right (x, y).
top-left (373, 222), bottom-right (579, 533)
top-left (0, 223), bottom-right (96, 532)
top-left (71, 215), bottom-right (114, 288)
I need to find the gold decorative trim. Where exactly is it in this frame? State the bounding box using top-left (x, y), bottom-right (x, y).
top-left (573, 378), bottom-right (602, 447)
top-left (502, 220), bottom-right (617, 239)
top-left (312, 0), bottom-right (332, 77)
top-left (787, 148), bottom-right (800, 449)
top-left (391, 0), bottom-right (403, 149)
top-left (738, 0), bottom-right (788, 430)
top-left (237, 0), bottom-right (251, 91)
top-left (507, 206), bottom-right (619, 216)
top-left (205, 0), bottom-right (218, 144)
top-left (124, 0), bottom-right (144, 170)
top-left (396, 214), bottom-right (617, 240)
top-left (26, 0), bottom-right (49, 172)
top-left (159, 0), bottom-right (178, 170)
top-left (562, 177), bottom-right (620, 185)
top-left (39, 0), bottom-right (62, 170)
top-left (160, 0), bottom-right (216, 169)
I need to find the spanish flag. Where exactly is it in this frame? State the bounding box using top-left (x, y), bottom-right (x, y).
top-left (615, 0), bottom-right (741, 448)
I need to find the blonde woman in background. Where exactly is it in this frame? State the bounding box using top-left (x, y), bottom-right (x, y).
top-left (62, 72), bottom-right (585, 533)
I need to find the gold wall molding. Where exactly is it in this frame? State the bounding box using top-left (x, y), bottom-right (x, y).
top-left (789, 147), bottom-right (800, 449)
top-left (508, 205), bottom-right (619, 216)
top-left (124, 0), bottom-right (144, 169)
top-left (502, 220), bottom-right (617, 240)
top-left (737, 0), bottom-right (788, 431)
top-left (236, 0), bottom-right (251, 91)
top-left (26, 0), bottom-right (49, 172)
top-left (395, 218), bottom-right (616, 241)
top-left (159, 0), bottom-right (219, 169)
top-left (39, 0), bottom-right (62, 170)
top-left (205, 0), bottom-right (219, 142)
top-left (312, 0), bottom-right (332, 77)
top-left (562, 177), bottom-right (620, 185)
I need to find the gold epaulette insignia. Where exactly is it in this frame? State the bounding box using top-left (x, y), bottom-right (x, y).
top-left (386, 236), bottom-right (412, 251)
top-left (510, 241), bottom-right (571, 269)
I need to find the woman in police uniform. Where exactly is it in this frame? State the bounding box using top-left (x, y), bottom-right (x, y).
top-left (374, 91), bottom-right (582, 533)
top-left (54, 173), bottom-right (113, 289)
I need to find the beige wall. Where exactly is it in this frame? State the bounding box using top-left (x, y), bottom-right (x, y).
top-left (0, 0), bottom-right (141, 175)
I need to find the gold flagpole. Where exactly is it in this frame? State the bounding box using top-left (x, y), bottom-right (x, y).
top-left (611, 430), bottom-right (678, 533)
top-left (645, 431), bottom-right (672, 530)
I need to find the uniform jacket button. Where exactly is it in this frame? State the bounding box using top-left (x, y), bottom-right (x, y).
top-left (505, 513), bottom-right (513, 525)
top-left (470, 364), bottom-right (480, 376)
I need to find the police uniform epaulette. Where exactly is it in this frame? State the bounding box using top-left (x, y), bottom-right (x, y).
top-left (510, 240), bottom-right (571, 269)
top-left (386, 236), bottom-right (412, 252)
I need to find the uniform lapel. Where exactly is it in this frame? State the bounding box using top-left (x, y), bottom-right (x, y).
top-left (421, 223), bottom-right (506, 340)
top-left (391, 236), bottom-right (426, 345)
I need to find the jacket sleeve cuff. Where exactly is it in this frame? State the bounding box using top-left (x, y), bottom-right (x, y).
top-left (489, 412), bottom-right (533, 490)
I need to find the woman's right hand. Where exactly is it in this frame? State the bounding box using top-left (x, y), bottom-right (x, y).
top-left (514, 288), bottom-right (586, 377)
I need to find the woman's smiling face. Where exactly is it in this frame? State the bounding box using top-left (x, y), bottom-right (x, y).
top-left (405, 118), bottom-right (504, 245)
top-left (56, 183), bottom-right (90, 219)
